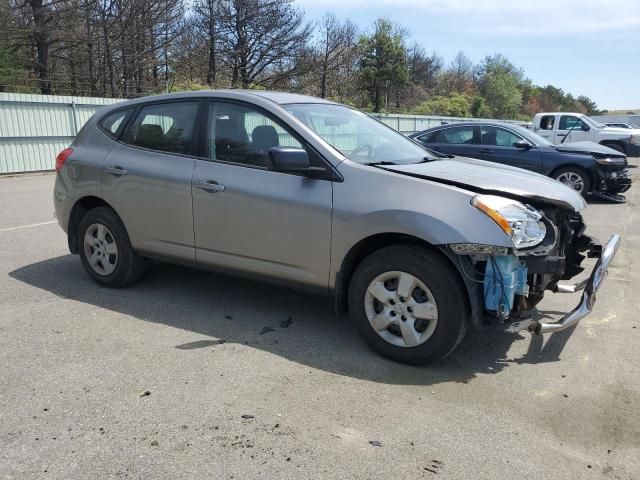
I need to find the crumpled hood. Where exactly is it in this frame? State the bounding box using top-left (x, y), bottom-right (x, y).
top-left (380, 157), bottom-right (587, 212)
top-left (553, 141), bottom-right (625, 157)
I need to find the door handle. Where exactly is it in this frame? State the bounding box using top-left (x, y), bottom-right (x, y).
top-left (104, 166), bottom-right (128, 176)
top-left (196, 180), bottom-right (225, 193)
top-left (478, 149), bottom-right (493, 154)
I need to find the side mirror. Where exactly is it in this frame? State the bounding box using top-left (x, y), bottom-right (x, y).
top-left (581, 123), bottom-right (590, 132)
top-left (268, 147), bottom-right (310, 175)
top-left (513, 140), bottom-right (533, 149)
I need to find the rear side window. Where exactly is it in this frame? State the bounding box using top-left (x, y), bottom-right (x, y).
top-left (433, 126), bottom-right (475, 144)
top-left (125, 102), bottom-right (200, 155)
top-left (539, 115), bottom-right (555, 130)
top-left (100, 109), bottom-right (131, 138)
top-left (414, 132), bottom-right (437, 144)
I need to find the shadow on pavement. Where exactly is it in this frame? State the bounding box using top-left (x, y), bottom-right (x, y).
top-left (10, 254), bottom-right (577, 386)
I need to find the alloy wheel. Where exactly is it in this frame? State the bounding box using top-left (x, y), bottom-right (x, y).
top-left (556, 171), bottom-right (584, 193)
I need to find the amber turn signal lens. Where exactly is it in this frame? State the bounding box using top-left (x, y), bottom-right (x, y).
top-left (472, 197), bottom-right (513, 236)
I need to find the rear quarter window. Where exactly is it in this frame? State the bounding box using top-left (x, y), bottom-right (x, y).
top-left (99, 109), bottom-right (131, 138)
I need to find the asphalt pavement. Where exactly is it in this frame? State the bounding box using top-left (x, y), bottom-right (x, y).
top-left (0, 166), bottom-right (638, 479)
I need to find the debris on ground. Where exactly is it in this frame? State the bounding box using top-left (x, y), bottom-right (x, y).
top-left (175, 339), bottom-right (225, 350)
top-left (259, 327), bottom-right (275, 335)
top-left (140, 391), bottom-right (151, 397)
top-left (280, 316), bottom-right (293, 328)
top-left (425, 459), bottom-right (443, 474)
top-left (150, 440), bottom-right (159, 446)
top-left (241, 415), bottom-right (255, 419)
top-left (369, 440), bottom-right (382, 447)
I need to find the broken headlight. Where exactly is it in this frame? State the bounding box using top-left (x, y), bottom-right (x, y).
top-left (472, 195), bottom-right (547, 249)
top-left (594, 157), bottom-right (626, 166)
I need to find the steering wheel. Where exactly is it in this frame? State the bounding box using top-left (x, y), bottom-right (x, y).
top-left (350, 143), bottom-right (373, 159)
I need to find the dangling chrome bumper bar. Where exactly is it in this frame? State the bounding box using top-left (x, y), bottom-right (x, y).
top-left (507, 234), bottom-right (621, 335)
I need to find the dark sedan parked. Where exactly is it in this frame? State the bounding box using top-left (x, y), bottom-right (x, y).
top-left (409, 122), bottom-right (631, 202)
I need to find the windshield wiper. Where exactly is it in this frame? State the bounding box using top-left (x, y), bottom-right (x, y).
top-left (363, 161), bottom-right (397, 166)
top-left (365, 157), bottom-right (438, 166)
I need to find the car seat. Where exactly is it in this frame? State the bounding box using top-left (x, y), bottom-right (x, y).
top-left (251, 125), bottom-right (280, 167)
top-left (134, 124), bottom-right (165, 150)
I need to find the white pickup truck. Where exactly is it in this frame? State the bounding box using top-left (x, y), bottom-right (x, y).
top-left (533, 112), bottom-right (640, 157)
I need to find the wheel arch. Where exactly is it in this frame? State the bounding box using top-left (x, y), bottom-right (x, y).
top-left (332, 232), bottom-right (483, 329)
top-left (67, 196), bottom-right (120, 254)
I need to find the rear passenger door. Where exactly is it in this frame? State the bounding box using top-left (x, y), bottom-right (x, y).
top-left (191, 100), bottom-right (333, 290)
top-left (473, 126), bottom-right (542, 172)
top-left (415, 125), bottom-right (479, 158)
top-left (101, 100), bottom-right (202, 263)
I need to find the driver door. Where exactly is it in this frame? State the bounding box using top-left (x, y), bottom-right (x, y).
top-left (191, 101), bottom-right (333, 290)
top-left (556, 115), bottom-right (590, 143)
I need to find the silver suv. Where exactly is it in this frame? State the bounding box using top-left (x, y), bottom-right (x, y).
top-left (54, 91), bottom-right (620, 365)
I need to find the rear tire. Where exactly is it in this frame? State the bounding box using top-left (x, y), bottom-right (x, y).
top-left (553, 166), bottom-right (591, 197)
top-left (348, 245), bottom-right (468, 365)
top-left (78, 207), bottom-right (145, 288)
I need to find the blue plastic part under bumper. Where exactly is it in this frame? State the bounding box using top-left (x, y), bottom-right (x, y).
top-left (483, 255), bottom-right (528, 316)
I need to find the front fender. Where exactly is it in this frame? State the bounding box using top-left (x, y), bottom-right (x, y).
top-left (330, 162), bottom-right (513, 290)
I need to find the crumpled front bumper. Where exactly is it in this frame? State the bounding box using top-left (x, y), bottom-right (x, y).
top-left (507, 234), bottom-right (621, 334)
top-left (592, 168), bottom-right (632, 202)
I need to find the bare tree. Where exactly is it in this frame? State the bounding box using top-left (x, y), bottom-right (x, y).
top-left (312, 13), bottom-right (356, 98)
top-left (192, 0), bottom-right (220, 86)
top-left (217, 0), bottom-right (312, 88)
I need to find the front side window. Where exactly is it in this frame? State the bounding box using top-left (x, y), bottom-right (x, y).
top-left (100, 109), bottom-right (130, 138)
top-left (433, 126), bottom-right (475, 145)
top-left (559, 115), bottom-right (587, 131)
top-left (285, 103), bottom-right (434, 165)
top-left (480, 126), bottom-right (521, 147)
top-left (126, 102), bottom-right (199, 155)
top-left (208, 102), bottom-right (303, 168)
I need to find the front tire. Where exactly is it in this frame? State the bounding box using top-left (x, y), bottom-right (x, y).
top-left (348, 245), bottom-right (468, 365)
top-left (553, 167), bottom-right (591, 196)
top-left (78, 207), bottom-right (145, 288)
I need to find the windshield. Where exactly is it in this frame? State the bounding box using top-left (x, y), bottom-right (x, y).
top-left (509, 124), bottom-right (554, 146)
top-left (582, 116), bottom-right (606, 128)
top-left (285, 103), bottom-right (435, 165)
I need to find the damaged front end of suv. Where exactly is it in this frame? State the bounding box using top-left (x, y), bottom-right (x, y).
top-left (380, 157), bottom-right (621, 337)
top-left (450, 194), bottom-right (619, 334)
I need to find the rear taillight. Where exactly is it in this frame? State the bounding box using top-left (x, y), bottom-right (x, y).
top-left (55, 147), bottom-right (73, 172)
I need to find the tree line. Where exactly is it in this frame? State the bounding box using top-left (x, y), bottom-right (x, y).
top-left (0, 0), bottom-right (604, 119)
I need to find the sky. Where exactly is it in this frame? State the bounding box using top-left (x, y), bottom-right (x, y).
top-left (296, 0), bottom-right (640, 111)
